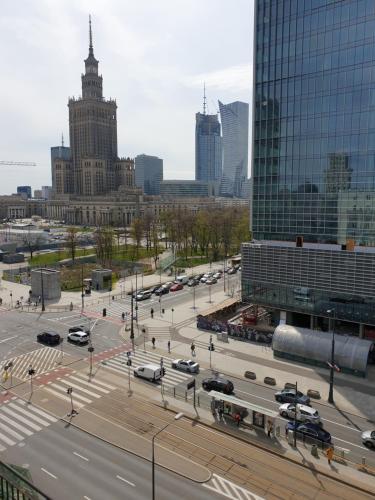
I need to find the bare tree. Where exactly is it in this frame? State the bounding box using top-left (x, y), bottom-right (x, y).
top-left (66, 227), bottom-right (79, 262)
top-left (23, 233), bottom-right (43, 261)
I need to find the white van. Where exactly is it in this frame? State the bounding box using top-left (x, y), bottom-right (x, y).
top-left (134, 364), bottom-right (163, 382)
top-left (175, 275), bottom-right (189, 285)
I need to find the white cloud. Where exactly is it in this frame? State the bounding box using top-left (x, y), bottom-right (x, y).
top-left (186, 63), bottom-right (252, 93)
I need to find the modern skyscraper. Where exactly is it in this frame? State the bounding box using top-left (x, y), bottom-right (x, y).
top-left (51, 18), bottom-right (134, 197)
top-left (17, 186), bottom-right (31, 199)
top-left (242, 0), bottom-right (375, 336)
top-left (135, 154), bottom-right (163, 195)
top-left (219, 100), bottom-right (249, 197)
top-left (195, 89), bottom-right (222, 183)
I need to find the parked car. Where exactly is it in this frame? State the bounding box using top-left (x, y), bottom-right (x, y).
top-left (202, 377), bottom-right (234, 394)
top-left (194, 274), bottom-right (204, 281)
top-left (68, 325), bottom-right (90, 335)
top-left (187, 279), bottom-right (199, 287)
top-left (361, 430), bottom-right (375, 448)
top-left (154, 286), bottom-right (169, 296)
top-left (149, 285), bottom-right (160, 294)
top-left (213, 272), bottom-right (222, 279)
top-left (175, 275), bottom-right (189, 285)
top-left (285, 422), bottom-right (331, 445)
top-left (275, 389), bottom-right (310, 405)
top-left (279, 403), bottom-right (321, 424)
top-left (234, 264), bottom-right (241, 271)
top-left (170, 283), bottom-right (183, 292)
top-left (162, 281), bottom-right (174, 290)
top-left (200, 274), bottom-right (210, 283)
top-left (136, 290), bottom-right (152, 301)
top-left (134, 364), bottom-right (164, 382)
top-left (227, 268), bottom-right (237, 274)
top-left (206, 278), bottom-right (217, 285)
top-left (67, 331), bottom-right (90, 345)
top-left (171, 359), bottom-right (199, 373)
top-left (37, 331), bottom-right (61, 346)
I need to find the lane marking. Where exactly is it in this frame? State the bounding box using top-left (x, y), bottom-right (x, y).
top-left (73, 451), bottom-right (89, 462)
top-left (0, 336), bottom-right (18, 344)
top-left (333, 436), bottom-right (369, 451)
top-left (83, 496), bottom-right (92, 500)
top-left (41, 467), bottom-right (57, 479)
top-left (116, 475), bottom-right (135, 487)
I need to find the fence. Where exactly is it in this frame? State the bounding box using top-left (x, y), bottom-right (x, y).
top-left (0, 460), bottom-right (51, 499)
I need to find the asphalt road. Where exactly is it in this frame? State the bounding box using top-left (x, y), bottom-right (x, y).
top-left (2, 420), bottom-right (222, 500)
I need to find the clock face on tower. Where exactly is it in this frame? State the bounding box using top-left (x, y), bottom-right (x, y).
top-left (87, 65), bottom-right (97, 74)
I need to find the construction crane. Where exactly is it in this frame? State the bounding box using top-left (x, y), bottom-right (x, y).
top-left (0, 161), bottom-right (36, 166)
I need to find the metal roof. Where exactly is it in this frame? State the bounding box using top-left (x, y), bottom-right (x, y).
top-left (273, 325), bottom-right (374, 373)
top-left (208, 391), bottom-right (278, 418)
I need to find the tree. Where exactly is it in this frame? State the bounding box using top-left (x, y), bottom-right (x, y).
top-left (66, 227), bottom-right (79, 262)
top-left (94, 226), bottom-right (114, 266)
top-left (23, 232), bottom-right (42, 261)
top-left (130, 218), bottom-right (144, 259)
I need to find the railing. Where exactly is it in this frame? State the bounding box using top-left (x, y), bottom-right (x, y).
top-left (0, 460), bottom-right (51, 499)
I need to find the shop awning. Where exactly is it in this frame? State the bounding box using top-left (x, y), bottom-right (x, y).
top-left (199, 298), bottom-right (239, 318)
top-left (208, 391), bottom-right (279, 418)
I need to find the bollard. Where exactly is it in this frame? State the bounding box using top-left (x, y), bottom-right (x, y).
top-left (287, 429), bottom-right (295, 446)
top-left (362, 457), bottom-right (366, 467)
top-left (311, 444), bottom-right (319, 458)
top-left (185, 391), bottom-right (187, 401)
top-left (173, 387), bottom-right (176, 398)
top-left (197, 394), bottom-right (200, 407)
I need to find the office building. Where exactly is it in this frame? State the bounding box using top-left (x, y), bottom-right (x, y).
top-left (219, 100), bottom-right (249, 197)
top-left (51, 18), bottom-right (134, 197)
top-left (135, 154), bottom-right (163, 195)
top-left (242, 0), bottom-right (375, 337)
top-left (17, 186), bottom-right (31, 199)
top-left (41, 186), bottom-right (52, 200)
top-left (160, 180), bottom-right (219, 198)
top-left (33, 190), bottom-right (43, 199)
top-left (195, 99), bottom-right (222, 183)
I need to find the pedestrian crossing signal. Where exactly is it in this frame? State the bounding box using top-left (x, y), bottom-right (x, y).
top-left (127, 359), bottom-right (132, 366)
top-left (208, 343), bottom-right (215, 351)
top-left (162, 367), bottom-right (166, 376)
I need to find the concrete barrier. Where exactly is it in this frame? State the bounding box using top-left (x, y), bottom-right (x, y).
top-left (307, 389), bottom-right (321, 399)
top-left (284, 382), bottom-right (296, 390)
top-left (244, 371), bottom-right (256, 380)
top-left (264, 376), bottom-right (276, 386)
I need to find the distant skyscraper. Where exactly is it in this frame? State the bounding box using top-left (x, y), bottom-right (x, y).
top-left (135, 154), bottom-right (163, 195)
top-left (17, 186), bottom-right (31, 199)
top-left (195, 88), bottom-right (222, 183)
top-left (219, 100), bottom-right (249, 198)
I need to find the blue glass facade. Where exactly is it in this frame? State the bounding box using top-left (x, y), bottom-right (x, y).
top-left (253, 0), bottom-right (375, 246)
top-left (195, 113), bottom-right (222, 183)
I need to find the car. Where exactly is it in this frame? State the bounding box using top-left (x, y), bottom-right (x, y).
top-left (213, 272), bottom-right (222, 279)
top-left (285, 422), bottom-right (331, 445)
top-left (162, 281), bottom-right (174, 290)
top-left (37, 331), bottom-right (61, 346)
top-left (234, 264), bottom-right (241, 271)
top-left (227, 267), bottom-right (237, 274)
top-left (206, 278), bottom-right (217, 285)
top-left (279, 403), bottom-right (321, 424)
top-left (187, 279), bottom-right (199, 287)
top-left (136, 290), bottom-right (152, 301)
top-left (202, 377), bottom-right (234, 394)
top-left (170, 283), bottom-right (183, 292)
top-left (154, 286), bottom-right (169, 296)
top-left (361, 430), bottom-right (375, 448)
top-left (275, 389), bottom-right (310, 405)
top-left (67, 331), bottom-right (90, 344)
top-left (68, 325), bottom-right (90, 335)
top-left (171, 359), bottom-right (199, 373)
top-left (194, 274), bottom-right (204, 280)
top-left (200, 274), bottom-right (210, 283)
top-left (134, 364), bottom-right (164, 382)
top-left (149, 285), bottom-right (160, 294)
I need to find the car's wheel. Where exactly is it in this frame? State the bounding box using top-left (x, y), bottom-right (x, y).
top-left (202, 383), bottom-right (208, 390)
top-left (172, 364), bottom-right (176, 369)
top-left (134, 372), bottom-right (138, 377)
top-left (275, 396), bottom-right (281, 402)
top-left (364, 441), bottom-right (374, 449)
top-left (281, 411), bottom-right (289, 418)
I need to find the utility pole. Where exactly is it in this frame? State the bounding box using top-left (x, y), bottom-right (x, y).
top-left (327, 309), bottom-right (336, 404)
top-left (88, 344), bottom-right (94, 377)
top-left (28, 365), bottom-right (36, 397)
top-left (130, 286), bottom-right (135, 351)
top-left (135, 271), bottom-right (138, 323)
top-left (81, 265), bottom-right (84, 311)
top-left (171, 308), bottom-right (174, 325)
top-left (67, 387), bottom-right (78, 417)
top-left (294, 380), bottom-right (298, 448)
top-left (208, 335), bottom-right (215, 369)
top-left (193, 286), bottom-right (196, 310)
top-left (208, 284), bottom-right (212, 304)
top-left (40, 269), bottom-right (45, 312)
top-left (126, 351), bottom-right (132, 392)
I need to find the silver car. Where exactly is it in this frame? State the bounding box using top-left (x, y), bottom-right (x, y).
top-left (171, 359), bottom-right (199, 373)
top-left (279, 403), bottom-right (321, 424)
top-left (361, 430), bottom-right (375, 448)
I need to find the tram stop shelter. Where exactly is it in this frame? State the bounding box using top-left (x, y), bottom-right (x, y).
top-left (208, 391), bottom-right (279, 434)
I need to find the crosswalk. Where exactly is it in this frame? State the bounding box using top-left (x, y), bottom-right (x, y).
top-left (101, 350), bottom-right (195, 389)
top-left (44, 371), bottom-right (116, 409)
top-left (203, 474), bottom-right (264, 500)
top-left (0, 346), bottom-right (64, 381)
top-left (0, 398), bottom-right (57, 453)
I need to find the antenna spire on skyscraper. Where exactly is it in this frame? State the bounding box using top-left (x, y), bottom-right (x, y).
top-left (61, 133), bottom-right (64, 147)
top-left (203, 82), bottom-right (207, 115)
top-left (89, 15), bottom-right (93, 55)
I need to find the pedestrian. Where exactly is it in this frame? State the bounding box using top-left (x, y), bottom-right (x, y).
top-left (38, 295), bottom-right (41, 304)
top-left (167, 340), bottom-right (171, 353)
top-left (211, 399), bottom-right (217, 418)
top-left (234, 413), bottom-right (241, 427)
top-left (326, 446), bottom-right (334, 465)
top-left (150, 308), bottom-right (154, 319)
top-left (152, 337), bottom-right (156, 349)
top-left (191, 342), bottom-right (195, 357)
top-left (218, 406), bottom-right (224, 421)
top-left (267, 420), bottom-right (273, 437)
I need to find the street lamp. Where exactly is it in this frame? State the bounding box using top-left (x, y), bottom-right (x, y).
top-left (326, 309), bottom-right (336, 404)
top-left (152, 413), bottom-right (184, 500)
top-left (130, 286), bottom-right (135, 351)
top-left (40, 269), bottom-right (45, 312)
top-left (81, 265), bottom-right (84, 311)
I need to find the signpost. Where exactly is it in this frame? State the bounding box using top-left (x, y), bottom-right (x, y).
top-left (187, 378), bottom-right (196, 408)
top-left (126, 351), bottom-right (132, 391)
top-left (88, 345), bottom-right (95, 377)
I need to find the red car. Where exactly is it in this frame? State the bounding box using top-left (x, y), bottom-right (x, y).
top-left (170, 283), bottom-right (183, 292)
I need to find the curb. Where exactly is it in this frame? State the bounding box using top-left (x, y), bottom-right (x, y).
top-left (152, 399), bottom-right (375, 497)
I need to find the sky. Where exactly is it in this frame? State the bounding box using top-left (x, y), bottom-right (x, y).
top-left (0, 0), bottom-right (253, 194)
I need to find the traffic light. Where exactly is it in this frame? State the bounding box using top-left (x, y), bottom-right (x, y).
top-left (28, 367), bottom-right (36, 377)
top-left (127, 359), bottom-right (132, 366)
top-left (162, 367), bottom-right (166, 376)
top-left (208, 342), bottom-right (215, 352)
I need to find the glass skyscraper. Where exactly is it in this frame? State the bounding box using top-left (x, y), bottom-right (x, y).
top-left (135, 154), bottom-right (163, 195)
top-left (242, 0), bottom-right (375, 335)
top-left (195, 112), bottom-right (222, 183)
top-left (219, 100), bottom-right (249, 198)
top-left (253, 0), bottom-right (375, 245)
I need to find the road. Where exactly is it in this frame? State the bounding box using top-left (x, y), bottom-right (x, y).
top-left (2, 419), bottom-right (224, 500)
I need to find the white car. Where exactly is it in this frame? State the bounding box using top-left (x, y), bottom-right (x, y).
top-left (67, 331), bottom-right (90, 345)
top-left (171, 359), bottom-right (199, 373)
top-left (213, 272), bottom-right (222, 279)
top-left (279, 403), bottom-right (321, 424)
top-left (200, 274), bottom-right (210, 283)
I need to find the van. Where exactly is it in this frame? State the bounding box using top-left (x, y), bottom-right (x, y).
top-left (134, 364), bottom-right (163, 382)
top-left (175, 275), bottom-right (189, 285)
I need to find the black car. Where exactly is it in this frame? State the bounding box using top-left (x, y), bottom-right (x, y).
top-left (37, 331), bottom-right (61, 346)
top-left (68, 326), bottom-right (90, 335)
top-left (275, 389), bottom-right (310, 405)
top-left (154, 286), bottom-right (170, 296)
top-left (202, 377), bottom-right (234, 394)
top-left (286, 422), bottom-right (332, 445)
top-left (149, 285), bottom-right (160, 294)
